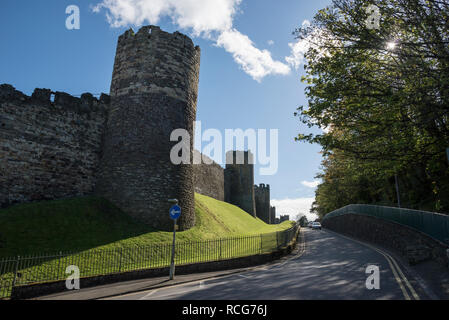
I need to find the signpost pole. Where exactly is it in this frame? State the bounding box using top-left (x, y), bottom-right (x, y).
top-left (169, 218), bottom-right (177, 280)
top-left (168, 199), bottom-right (180, 281)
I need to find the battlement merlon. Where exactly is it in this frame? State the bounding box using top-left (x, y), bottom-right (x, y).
top-left (0, 84), bottom-right (110, 113)
top-left (111, 25), bottom-right (201, 102)
top-left (117, 25), bottom-right (200, 52)
top-left (225, 150), bottom-right (255, 165)
top-left (254, 183), bottom-right (270, 191)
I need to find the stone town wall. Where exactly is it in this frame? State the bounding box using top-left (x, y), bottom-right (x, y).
top-left (0, 26), bottom-right (277, 231)
top-left (0, 84), bottom-right (109, 208)
top-left (193, 150), bottom-right (225, 201)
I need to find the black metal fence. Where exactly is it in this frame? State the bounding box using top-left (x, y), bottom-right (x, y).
top-left (0, 225), bottom-right (298, 299)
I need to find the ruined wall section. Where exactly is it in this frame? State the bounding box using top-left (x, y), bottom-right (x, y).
top-left (255, 184), bottom-right (270, 224)
top-left (193, 150), bottom-right (224, 201)
top-left (0, 84), bottom-right (109, 208)
top-left (224, 151), bottom-right (256, 217)
top-left (96, 26), bottom-right (201, 231)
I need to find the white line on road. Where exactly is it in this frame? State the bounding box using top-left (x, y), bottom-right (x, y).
top-left (139, 289), bottom-right (158, 300)
top-left (324, 229), bottom-right (420, 300)
top-left (105, 229), bottom-right (306, 300)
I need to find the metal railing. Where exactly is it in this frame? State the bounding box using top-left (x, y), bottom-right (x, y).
top-left (0, 225), bottom-right (298, 299)
top-left (323, 204), bottom-right (449, 245)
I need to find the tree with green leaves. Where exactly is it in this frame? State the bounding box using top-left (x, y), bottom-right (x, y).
top-left (295, 0), bottom-right (449, 217)
top-left (298, 215), bottom-right (309, 227)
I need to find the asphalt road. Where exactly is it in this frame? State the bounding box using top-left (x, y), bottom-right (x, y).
top-left (105, 228), bottom-right (426, 300)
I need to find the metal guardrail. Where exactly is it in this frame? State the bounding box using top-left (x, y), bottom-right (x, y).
top-left (0, 225), bottom-right (298, 299)
top-left (323, 204), bottom-right (449, 246)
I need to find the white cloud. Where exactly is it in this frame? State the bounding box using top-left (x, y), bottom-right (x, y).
top-left (93, 0), bottom-right (290, 81)
top-left (271, 197), bottom-right (317, 222)
top-left (267, 40), bottom-right (274, 46)
top-left (301, 180), bottom-right (320, 188)
top-left (216, 29), bottom-right (290, 82)
top-left (285, 38), bottom-right (309, 70)
top-left (93, 0), bottom-right (240, 36)
top-left (286, 21), bottom-right (340, 70)
top-left (285, 20), bottom-right (312, 70)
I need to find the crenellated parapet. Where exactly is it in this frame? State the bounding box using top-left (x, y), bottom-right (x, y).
top-left (110, 25), bottom-right (200, 104)
top-left (0, 84), bottom-right (110, 114)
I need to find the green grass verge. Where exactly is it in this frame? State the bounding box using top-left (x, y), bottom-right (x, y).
top-left (0, 193), bottom-right (293, 258)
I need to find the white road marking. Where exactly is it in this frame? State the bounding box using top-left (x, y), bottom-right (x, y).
top-left (106, 229), bottom-right (306, 300)
top-left (324, 229), bottom-right (420, 300)
top-left (139, 289), bottom-right (158, 300)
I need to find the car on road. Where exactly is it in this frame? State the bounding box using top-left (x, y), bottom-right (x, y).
top-left (311, 222), bottom-right (322, 230)
top-left (308, 222), bottom-right (314, 228)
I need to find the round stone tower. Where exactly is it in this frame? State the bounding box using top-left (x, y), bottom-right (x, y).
top-left (96, 26), bottom-right (200, 231)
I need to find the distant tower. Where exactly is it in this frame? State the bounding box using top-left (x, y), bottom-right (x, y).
top-left (270, 206), bottom-right (276, 225)
top-left (96, 26), bottom-right (201, 231)
top-left (255, 184), bottom-right (270, 224)
top-left (224, 151), bottom-right (256, 217)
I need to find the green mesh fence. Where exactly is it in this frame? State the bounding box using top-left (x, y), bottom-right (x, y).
top-left (323, 205), bottom-right (449, 245)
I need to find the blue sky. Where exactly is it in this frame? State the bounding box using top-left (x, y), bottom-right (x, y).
top-left (0, 0), bottom-right (332, 220)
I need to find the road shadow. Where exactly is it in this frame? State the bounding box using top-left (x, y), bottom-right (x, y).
top-left (157, 229), bottom-right (402, 300)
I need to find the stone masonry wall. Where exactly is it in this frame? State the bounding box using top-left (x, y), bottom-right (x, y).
top-left (193, 150), bottom-right (225, 201)
top-left (323, 213), bottom-right (449, 267)
top-left (0, 84), bottom-right (109, 208)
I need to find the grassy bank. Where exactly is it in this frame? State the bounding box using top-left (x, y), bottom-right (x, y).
top-left (0, 194), bottom-right (295, 298)
top-left (0, 193), bottom-right (293, 258)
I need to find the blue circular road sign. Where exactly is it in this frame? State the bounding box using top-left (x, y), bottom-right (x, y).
top-left (169, 204), bottom-right (181, 220)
